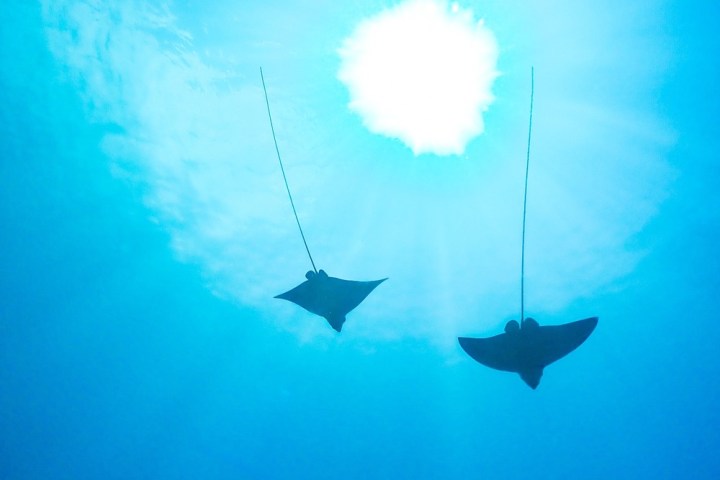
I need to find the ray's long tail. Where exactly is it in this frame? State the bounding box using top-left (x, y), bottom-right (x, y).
top-left (260, 67), bottom-right (318, 274)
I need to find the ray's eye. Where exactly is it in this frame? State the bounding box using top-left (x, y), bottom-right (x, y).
top-left (505, 320), bottom-right (520, 333)
top-left (523, 318), bottom-right (539, 330)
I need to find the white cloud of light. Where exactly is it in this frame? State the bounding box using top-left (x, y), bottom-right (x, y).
top-left (338, 0), bottom-right (499, 156)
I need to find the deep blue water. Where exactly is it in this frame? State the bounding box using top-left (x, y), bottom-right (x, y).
top-left (2, 1), bottom-right (720, 479)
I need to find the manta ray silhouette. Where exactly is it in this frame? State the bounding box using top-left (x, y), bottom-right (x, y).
top-left (276, 270), bottom-right (387, 332)
top-left (458, 317), bottom-right (598, 389)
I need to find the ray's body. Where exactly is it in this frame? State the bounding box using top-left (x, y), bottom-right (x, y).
top-left (459, 317), bottom-right (598, 389)
top-left (276, 270), bottom-right (386, 332)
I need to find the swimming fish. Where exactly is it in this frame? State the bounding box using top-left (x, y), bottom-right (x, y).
top-left (276, 269), bottom-right (387, 332)
top-left (458, 316), bottom-right (598, 389)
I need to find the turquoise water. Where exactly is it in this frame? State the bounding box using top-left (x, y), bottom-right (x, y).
top-left (2, 1), bottom-right (719, 478)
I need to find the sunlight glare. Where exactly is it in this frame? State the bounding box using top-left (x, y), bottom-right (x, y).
top-left (338, 0), bottom-right (498, 156)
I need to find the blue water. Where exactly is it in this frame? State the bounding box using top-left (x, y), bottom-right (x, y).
top-left (2, 1), bottom-right (719, 478)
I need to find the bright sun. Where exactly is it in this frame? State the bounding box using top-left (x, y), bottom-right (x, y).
top-left (338, 0), bottom-right (499, 156)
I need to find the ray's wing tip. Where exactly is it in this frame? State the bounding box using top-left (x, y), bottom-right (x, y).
top-left (457, 336), bottom-right (475, 351)
top-left (365, 277), bottom-right (388, 289)
top-left (579, 316), bottom-right (599, 331)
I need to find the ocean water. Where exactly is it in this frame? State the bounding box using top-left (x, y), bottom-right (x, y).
top-left (1, 1), bottom-right (719, 478)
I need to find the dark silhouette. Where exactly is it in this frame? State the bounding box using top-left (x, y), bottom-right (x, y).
top-left (458, 317), bottom-right (598, 389)
top-left (275, 270), bottom-right (387, 332)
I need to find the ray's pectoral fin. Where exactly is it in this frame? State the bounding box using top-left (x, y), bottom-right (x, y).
top-left (535, 316), bottom-right (598, 366)
top-left (457, 334), bottom-right (519, 373)
top-left (328, 277), bottom-right (386, 309)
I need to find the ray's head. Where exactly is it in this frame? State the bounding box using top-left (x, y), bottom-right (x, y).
top-left (504, 320), bottom-right (520, 334)
top-left (522, 317), bottom-right (539, 330)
